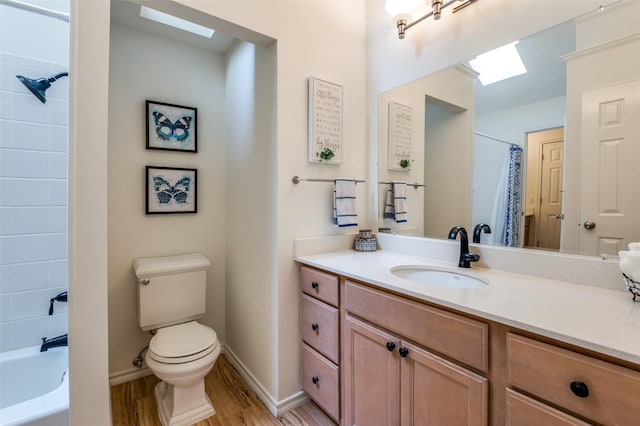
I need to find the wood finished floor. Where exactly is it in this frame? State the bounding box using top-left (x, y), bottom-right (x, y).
top-left (110, 353), bottom-right (337, 426)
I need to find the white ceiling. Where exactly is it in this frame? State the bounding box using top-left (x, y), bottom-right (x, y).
top-left (109, 0), bottom-right (236, 54)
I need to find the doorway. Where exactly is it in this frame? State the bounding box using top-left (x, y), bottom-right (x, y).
top-left (524, 127), bottom-right (564, 250)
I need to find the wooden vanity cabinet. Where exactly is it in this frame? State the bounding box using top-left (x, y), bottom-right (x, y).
top-left (343, 280), bottom-right (488, 426)
top-left (506, 333), bottom-right (640, 425)
top-left (299, 266), bottom-right (341, 422)
top-left (298, 264), bottom-right (640, 425)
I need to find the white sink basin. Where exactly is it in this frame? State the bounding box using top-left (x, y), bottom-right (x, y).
top-left (390, 265), bottom-right (488, 289)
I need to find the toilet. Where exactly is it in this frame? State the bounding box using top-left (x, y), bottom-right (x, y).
top-left (134, 253), bottom-right (219, 426)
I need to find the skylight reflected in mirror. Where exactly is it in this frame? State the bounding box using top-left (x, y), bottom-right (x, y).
top-left (469, 41), bottom-right (527, 86)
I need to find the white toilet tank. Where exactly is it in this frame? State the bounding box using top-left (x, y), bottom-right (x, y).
top-left (133, 253), bottom-right (210, 331)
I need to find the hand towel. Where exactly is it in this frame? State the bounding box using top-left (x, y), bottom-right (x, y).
top-left (629, 242), bottom-right (640, 251)
top-left (619, 249), bottom-right (640, 281)
top-left (384, 187), bottom-right (395, 219)
top-left (333, 178), bottom-right (358, 227)
top-left (392, 181), bottom-right (408, 223)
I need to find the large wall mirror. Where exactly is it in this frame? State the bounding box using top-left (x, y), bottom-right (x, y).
top-left (377, 0), bottom-right (640, 258)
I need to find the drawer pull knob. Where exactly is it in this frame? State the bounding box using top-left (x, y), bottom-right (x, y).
top-left (570, 381), bottom-right (589, 398)
top-left (386, 341), bottom-right (396, 352)
top-left (312, 323), bottom-right (319, 331)
top-left (312, 376), bottom-right (319, 385)
top-left (311, 281), bottom-right (319, 289)
top-left (399, 347), bottom-right (409, 358)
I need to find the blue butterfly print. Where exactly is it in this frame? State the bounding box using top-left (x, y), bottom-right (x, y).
top-left (153, 176), bottom-right (191, 204)
top-left (152, 111), bottom-right (192, 142)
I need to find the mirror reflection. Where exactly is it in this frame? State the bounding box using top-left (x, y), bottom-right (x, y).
top-left (377, 1), bottom-right (640, 257)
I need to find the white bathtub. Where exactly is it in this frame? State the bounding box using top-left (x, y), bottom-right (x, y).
top-left (0, 345), bottom-right (69, 426)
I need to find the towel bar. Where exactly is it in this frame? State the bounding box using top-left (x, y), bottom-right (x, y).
top-left (379, 181), bottom-right (425, 189)
top-left (292, 176), bottom-right (365, 184)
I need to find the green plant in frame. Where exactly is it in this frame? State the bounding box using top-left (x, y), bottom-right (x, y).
top-left (317, 147), bottom-right (335, 161)
top-left (400, 158), bottom-right (412, 170)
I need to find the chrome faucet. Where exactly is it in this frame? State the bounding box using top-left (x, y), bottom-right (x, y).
top-left (40, 333), bottom-right (68, 352)
top-left (473, 223), bottom-right (492, 244)
top-left (448, 226), bottom-right (480, 268)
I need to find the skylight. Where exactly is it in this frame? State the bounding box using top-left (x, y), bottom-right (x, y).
top-left (140, 6), bottom-right (215, 38)
top-left (469, 41), bottom-right (527, 86)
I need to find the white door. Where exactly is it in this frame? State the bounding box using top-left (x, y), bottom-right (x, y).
top-left (580, 80), bottom-right (640, 256)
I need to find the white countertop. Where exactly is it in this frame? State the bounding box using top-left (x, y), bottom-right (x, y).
top-left (296, 250), bottom-right (640, 365)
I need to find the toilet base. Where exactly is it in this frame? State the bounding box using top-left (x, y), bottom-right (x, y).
top-left (154, 380), bottom-right (215, 426)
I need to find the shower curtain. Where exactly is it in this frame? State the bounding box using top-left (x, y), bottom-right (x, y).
top-left (490, 145), bottom-right (523, 247)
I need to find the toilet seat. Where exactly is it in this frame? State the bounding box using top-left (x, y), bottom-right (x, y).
top-left (149, 321), bottom-right (218, 364)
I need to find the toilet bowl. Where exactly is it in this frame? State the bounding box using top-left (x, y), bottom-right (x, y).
top-left (144, 321), bottom-right (220, 426)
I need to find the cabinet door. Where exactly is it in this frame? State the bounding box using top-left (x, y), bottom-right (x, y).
top-left (400, 341), bottom-right (488, 426)
top-left (344, 315), bottom-right (400, 426)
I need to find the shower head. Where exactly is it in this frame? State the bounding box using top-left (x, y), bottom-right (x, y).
top-left (16, 72), bottom-right (68, 104)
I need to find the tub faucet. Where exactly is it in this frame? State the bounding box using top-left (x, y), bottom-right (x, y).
top-left (40, 334), bottom-right (68, 352)
top-left (448, 226), bottom-right (480, 268)
top-left (473, 223), bottom-right (492, 244)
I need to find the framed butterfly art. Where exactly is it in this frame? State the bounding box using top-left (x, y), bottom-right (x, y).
top-left (146, 166), bottom-right (197, 214)
top-left (146, 100), bottom-right (197, 152)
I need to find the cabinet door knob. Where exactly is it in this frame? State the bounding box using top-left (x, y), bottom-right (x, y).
top-left (312, 376), bottom-right (319, 385)
top-left (311, 323), bottom-right (319, 331)
top-left (570, 381), bottom-right (589, 398)
top-left (311, 281), bottom-right (319, 289)
top-left (399, 347), bottom-right (409, 358)
top-left (386, 341), bottom-right (396, 352)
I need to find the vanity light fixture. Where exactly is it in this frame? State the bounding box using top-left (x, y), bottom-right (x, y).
top-left (385, 0), bottom-right (479, 39)
top-left (140, 5), bottom-right (215, 38)
top-left (468, 41), bottom-right (527, 86)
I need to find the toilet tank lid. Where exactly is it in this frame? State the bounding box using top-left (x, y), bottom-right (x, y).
top-left (133, 253), bottom-right (210, 278)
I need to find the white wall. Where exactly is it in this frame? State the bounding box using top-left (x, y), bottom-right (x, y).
top-left (68, 0), bottom-right (111, 423)
top-left (0, 2), bottom-right (69, 352)
top-left (107, 22), bottom-right (227, 378)
top-left (224, 39), bottom-right (278, 401)
top-left (0, 0), bottom-right (69, 63)
top-left (0, 53), bottom-right (69, 352)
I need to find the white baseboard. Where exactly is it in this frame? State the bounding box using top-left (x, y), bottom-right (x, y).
top-left (276, 389), bottom-right (309, 415)
top-left (109, 366), bottom-right (152, 386)
top-left (223, 345), bottom-right (308, 416)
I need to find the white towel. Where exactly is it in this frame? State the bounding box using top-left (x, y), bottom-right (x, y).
top-left (333, 178), bottom-right (358, 227)
top-left (383, 181), bottom-right (407, 223)
top-left (619, 249), bottom-right (640, 281)
top-left (392, 181), bottom-right (408, 223)
top-left (629, 242), bottom-right (640, 251)
top-left (384, 187), bottom-right (394, 219)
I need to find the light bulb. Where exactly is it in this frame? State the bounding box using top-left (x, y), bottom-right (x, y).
top-left (384, 0), bottom-right (424, 18)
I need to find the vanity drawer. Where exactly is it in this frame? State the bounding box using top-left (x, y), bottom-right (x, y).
top-left (301, 294), bottom-right (339, 364)
top-left (507, 333), bottom-right (640, 425)
top-left (300, 266), bottom-right (339, 307)
top-left (301, 343), bottom-right (340, 422)
top-left (345, 280), bottom-right (488, 372)
top-left (506, 389), bottom-right (589, 426)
